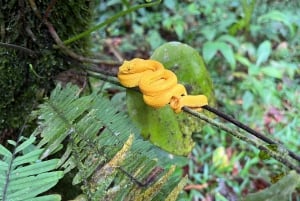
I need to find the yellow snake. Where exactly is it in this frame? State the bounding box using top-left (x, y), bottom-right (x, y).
top-left (118, 58), bottom-right (208, 113)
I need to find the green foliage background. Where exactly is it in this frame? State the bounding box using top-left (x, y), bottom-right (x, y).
top-left (1, 0), bottom-right (300, 200)
top-left (94, 0), bottom-right (300, 200)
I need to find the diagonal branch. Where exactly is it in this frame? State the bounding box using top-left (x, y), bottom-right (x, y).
top-left (0, 42), bottom-right (37, 56)
top-left (202, 105), bottom-right (300, 162)
top-left (28, 0), bottom-right (120, 65)
top-left (182, 106), bottom-right (300, 174)
top-left (62, 1), bottom-right (162, 45)
top-left (44, 20), bottom-right (120, 65)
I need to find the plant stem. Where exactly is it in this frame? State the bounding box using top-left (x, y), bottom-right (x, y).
top-left (182, 106), bottom-right (300, 174)
top-left (202, 105), bottom-right (300, 162)
top-left (2, 124), bottom-right (27, 201)
top-left (63, 1), bottom-right (161, 45)
top-left (0, 42), bottom-right (36, 56)
top-left (44, 19), bottom-right (121, 65)
top-left (87, 72), bottom-right (121, 87)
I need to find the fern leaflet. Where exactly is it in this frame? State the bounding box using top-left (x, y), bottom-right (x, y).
top-left (32, 84), bottom-right (188, 200)
top-left (0, 135), bottom-right (63, 201)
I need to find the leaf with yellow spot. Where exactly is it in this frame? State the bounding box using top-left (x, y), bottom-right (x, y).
top-left (126, 42), bottom-right (215, 155)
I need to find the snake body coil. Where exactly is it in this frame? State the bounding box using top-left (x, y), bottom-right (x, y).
top-left (118, 58), bottom-right (208, 113)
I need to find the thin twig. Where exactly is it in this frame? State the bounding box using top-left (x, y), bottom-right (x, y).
top-left (87, 72), bottom-right (122, 87)
top-left (84, 64), bottom-right (119, 77)
top-left (43, 0), bottom-right (57, 21)
top-left (25, 26), bottom-right (38, 43)
top-left (202, 105), bottom-right (300, 162)
top-left (182, 107), bottom-right (300, 174)
top-left (63, 1), bottom-right (162, 45)
top-left (44, 19), bottom-right (120, 65)
top-left (105, 38), bottom-right (124, 62)
top-left (28, 0), bottom-right (42, 19)
top-left (0, 42), bottom-right (36, 56)
top-left (63, 56), bottom-right (120, 76)
top-left (27, 1), bottom-right (119, 65)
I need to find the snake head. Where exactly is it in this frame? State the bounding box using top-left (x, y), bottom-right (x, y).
top-left (119, 60), bottom-right (133, 74)
top-left (119, 58), bottom-right (164, 74)
top-left (118, 58), bottom-right (165, 88)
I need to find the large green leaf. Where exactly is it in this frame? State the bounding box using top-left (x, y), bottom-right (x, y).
top-left (203, 41), bottom-right (236, 70)
top-left (126, 42), bottom-right (215, 155)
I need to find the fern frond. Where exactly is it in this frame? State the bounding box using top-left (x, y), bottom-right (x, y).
top-left (33, 83), bottom-right (188, 200)
top-left (0, 135), bottom-right (63, 201)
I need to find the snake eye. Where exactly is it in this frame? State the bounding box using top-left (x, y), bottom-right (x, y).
top-left (127, 64), bottom-right (131, 71)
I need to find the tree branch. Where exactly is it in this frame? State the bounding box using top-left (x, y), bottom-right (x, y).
top-left (182, 107), bottom-right (300, 174)
top-left (44, 20), bottom-right (119, 65)
top-left (0, 42), bottom-right (36, 56)
top-left (202, 105), bottom-right (300, 162)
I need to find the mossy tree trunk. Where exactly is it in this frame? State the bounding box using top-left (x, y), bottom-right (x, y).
top-left (0, 0), bottom-right (93, 138)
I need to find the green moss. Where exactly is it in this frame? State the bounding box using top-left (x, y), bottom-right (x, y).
top-left (0, 1), bottom-right (94, 132)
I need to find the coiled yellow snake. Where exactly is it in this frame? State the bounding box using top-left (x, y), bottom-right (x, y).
top-left (118, 58), bottom-right (208, 113)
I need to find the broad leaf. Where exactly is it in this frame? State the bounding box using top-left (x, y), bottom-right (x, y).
top-left (217, 42), bottom-right (236, 70)
top-left (258, 10), bottom-right (295, 37)
top-left (126, 42), bottom-right (215, 155)
top-left (256, 40), bottom-right (272, 67)
top-left (203, 41), bottom-right (236, 70)
top-left (217, 35), bottom-right (240, 48)
top-left (242, 91), bottom-right (254, 110)
top-left (203, 41), bottom-right (218, 63)
top-left (260, 66), bottom-right (283, 79)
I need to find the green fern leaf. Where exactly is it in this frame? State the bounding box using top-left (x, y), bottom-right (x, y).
top-left (33, 83), bottom-right (188, 200)
top-left (0, 136), bottom-right (63, 201)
